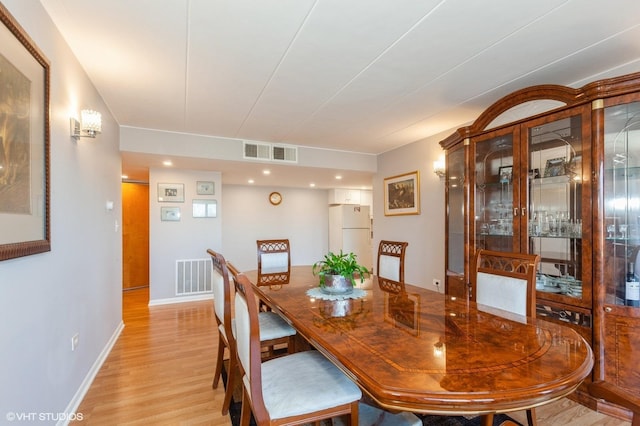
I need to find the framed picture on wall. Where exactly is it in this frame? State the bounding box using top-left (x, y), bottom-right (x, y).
top-left (192, 199), bottom-right (217, 218)
top-left (0, 4), bottom-right (51, 261)
top-left (196, 181), bottom-right (214, 195)
top-left (157, 183), bottom-right (184, 202)
top-left (384, 171), bottom-right (420, 216)
top-left (160, 206), bottom-right (181, 221)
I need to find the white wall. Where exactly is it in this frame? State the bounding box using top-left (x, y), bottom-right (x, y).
top-left (146, 179), bottom-right (330, 303)
top-left (221, 185), bottom-right (331, 272)
top-left (149, 168), bottom-right (223, 302)
top-left (374, 131), bottom-right (449, 291)
top-left (0, 1), bottom-right (122, 422)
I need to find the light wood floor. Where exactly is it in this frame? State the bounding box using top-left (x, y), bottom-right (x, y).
top-left (74, 287), bottom-right (630, 425)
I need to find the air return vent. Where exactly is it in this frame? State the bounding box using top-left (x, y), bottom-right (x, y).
top-left (243, 141), bottom-right (298, 163)
top-left (243, 141), bottom-right (271, 160)
top-left (176, 258), bottom-right (212, 296)
top-left (272, 145), bottom-right (297, 163)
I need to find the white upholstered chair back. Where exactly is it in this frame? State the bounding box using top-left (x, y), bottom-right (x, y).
top-left (212, 266), bottom-right (226, 324)
top-left (476, 272), bottom-right (528, 316)
top-left (472, 249), bottom-right (540, 318)
top-left (260, 252), bottom-right (289, 273)
top-left (379, 255), bottom-right (401, 281)
top-left (233, 278), bottom-right (252, 389)
top-left (377, 240), bottom-right (408, 282)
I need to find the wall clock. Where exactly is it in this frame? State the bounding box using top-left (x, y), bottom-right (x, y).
top-left (269, 192), bottom-right (282, 206)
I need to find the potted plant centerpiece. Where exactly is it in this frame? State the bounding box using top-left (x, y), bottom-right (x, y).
top-left (312, 251), bottom-right (370, 294)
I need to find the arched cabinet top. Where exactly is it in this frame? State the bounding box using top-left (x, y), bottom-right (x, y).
top-left (440, 71), bottom-right (640, 149)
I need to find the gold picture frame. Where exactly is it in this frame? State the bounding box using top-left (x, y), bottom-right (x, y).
top-left (0, 4), bottom-right (51, 261)
top-left (384, 171), bottom-right (420, 216)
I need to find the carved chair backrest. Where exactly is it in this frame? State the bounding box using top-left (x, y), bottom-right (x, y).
top-left (472, 249), bottom-right (540, 318)
top-left (257, 239), bottom-right (291, 286)
top-left (377, 240), bottom-right (408, 282)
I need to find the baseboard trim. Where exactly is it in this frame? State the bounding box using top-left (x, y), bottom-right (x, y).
top-left (148, 293), bottom-right (213, 306)
top-left (57, 321), bottom-right (125, 426)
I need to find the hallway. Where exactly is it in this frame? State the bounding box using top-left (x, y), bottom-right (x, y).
top-left (73, 288), bottom-right (229, 425)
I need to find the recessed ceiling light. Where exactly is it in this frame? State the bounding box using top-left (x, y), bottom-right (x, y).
top-left (263, 170), bottom-right (271, 175)
top-left (162, 160), bottom-right (173, 166)
top-left (335, 175), bottom-right (342, 180)
top-left (309, 183), bottom-right (316, 187)
top-left (121, 174), bottom-right (128, 179)
top-left (248, 179), bottom-right (255, 184)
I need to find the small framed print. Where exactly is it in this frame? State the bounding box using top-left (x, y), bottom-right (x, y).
top-left (544, 157), bottom-right (566, 177)
top-left (196, 181), bottom-right (215, 195)
top-left (384, 171), bottom-right (420, 216)
top-left (161, 206), bottom-right (181, 221)
top-left (192, 199), bottom-right (217, 218)
top-left (498, 165), bottom-right (513, 183)
top-left (157, 183), bottom-right (184, 202)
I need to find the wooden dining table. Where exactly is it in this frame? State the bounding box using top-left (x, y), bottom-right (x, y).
top-left (242, 266), bottom-right (594, 421)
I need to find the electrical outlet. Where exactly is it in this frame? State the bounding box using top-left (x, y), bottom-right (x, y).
top-left (71, 333), bottom-right (79, 351)
top-left (433, 279), bottom-right (441, 287)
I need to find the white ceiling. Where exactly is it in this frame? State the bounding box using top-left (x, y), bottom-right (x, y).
top-left (40, 0), bottom-right (640, 187)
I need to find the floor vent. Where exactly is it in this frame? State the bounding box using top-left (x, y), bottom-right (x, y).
top-left (176, 258), bottom-right (212, 296)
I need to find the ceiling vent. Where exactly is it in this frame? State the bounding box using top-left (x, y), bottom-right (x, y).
top-left (243, 141), bottom-right (271, 161)
top-left (243, 141), bottom-right (298, 163)
top-left (272, 145), bottom-right (297, 163)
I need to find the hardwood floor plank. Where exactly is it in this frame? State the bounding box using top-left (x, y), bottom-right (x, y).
top-left (74, 287), bottom-right (629, 425)
top-left (73, 288), bottom-right (231, 425)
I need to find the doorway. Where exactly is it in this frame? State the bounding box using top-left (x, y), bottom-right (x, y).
top-left (122, 182), bottom-right (149, 290)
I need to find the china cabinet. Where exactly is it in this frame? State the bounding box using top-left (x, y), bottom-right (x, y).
top-left (440, 72), bottom-right (640, 422)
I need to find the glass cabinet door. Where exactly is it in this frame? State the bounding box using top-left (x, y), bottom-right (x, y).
top-left (603, 101), bottom-right (640, 308)
top-left (446, 145), bottom-right (465, 276)
top-left (473, 130), bottom-right (515, 253)
top-left (526, 110), bottom-right (589, 308)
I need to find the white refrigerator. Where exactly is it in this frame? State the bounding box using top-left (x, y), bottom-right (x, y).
top-left (329, 205), bottom-right (373, 271)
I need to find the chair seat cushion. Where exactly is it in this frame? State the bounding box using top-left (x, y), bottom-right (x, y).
top-left (258, 311), bottom-right (296, 340)
top-left (230, 312), bottom-right (296, 341)
top-left (259, 350), bottom-right (361, 420)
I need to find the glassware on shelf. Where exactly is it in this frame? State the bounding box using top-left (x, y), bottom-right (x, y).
top-left (607, 224), bottom-right (616, 239)
top-left (619, 224), bottom-right (628, 239)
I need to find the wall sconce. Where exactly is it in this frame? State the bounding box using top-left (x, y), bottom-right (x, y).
top-left (433, 156), bottom-right (445, 179)
top-left (71, 109), bottom-right (102, 139)
top-left (433, 338), bottom-right (445, 358)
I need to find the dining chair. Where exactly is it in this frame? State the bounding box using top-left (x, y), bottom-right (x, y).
top-left (207, 249), bottom-right (296, 416)
top-left (471, 249), bottom-right (540, 318)
top-left (377, 240), bottom-right (409, 282)
top-left (471, 249), bottom-right (541, 426)
top-left (257, 239), bottom-right (291, 286)
top-left (589, 381), bottom-right (640, 426)
top-left (233, 272), bottom-right (362, 426)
